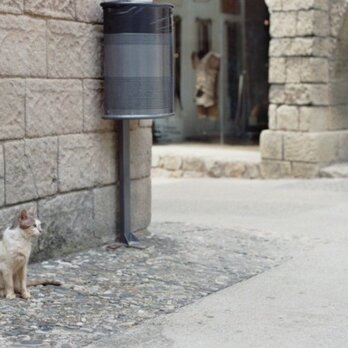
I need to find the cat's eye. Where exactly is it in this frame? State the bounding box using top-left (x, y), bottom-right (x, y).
top-left (33, 224), bottom-right (37, 228)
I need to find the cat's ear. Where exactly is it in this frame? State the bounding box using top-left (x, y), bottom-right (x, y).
top-left (28, 206), bottom-right (36, 217)
top-left (19, 209), bottom-right (28, 221)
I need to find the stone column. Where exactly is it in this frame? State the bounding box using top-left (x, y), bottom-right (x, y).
top-left (261, 0), bottom-right (348, 178)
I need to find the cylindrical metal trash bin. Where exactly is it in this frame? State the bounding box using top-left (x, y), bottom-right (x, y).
top-left (101, 1), bottom-right (175, 120)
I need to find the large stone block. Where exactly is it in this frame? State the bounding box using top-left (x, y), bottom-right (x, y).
top-left (328, 106), bottom-right (348, 131)
top-left (0, 15), bottom-right (46, 77)
top-left (269, 85), bottom-right (285, 104)
top-left (282, 0), bottom-right (328, 11)
top-left (0, 0), bottom-right (23, 14)
top-left (83, 79), bottom-right (114, 132)
top-left (338, 131), bottom-right (348, 161)
top-left (76, 0), bottom-right (103, 23)
top-left (261, 160), bottom-right (291, 179)
top-left (300, 58), bottom-right (329, 83)
top-left (283, 84), bottom-right (329, 106)
top-left (268, 104), bottom-right (277, 129)
top-left (26, 79), bottom-right (83, 137)
top-left (291, 162), bottom-right (320, 178)
top-left (25, 0), bottom-right (75, 19)
top-left (260, 130), bottom-right (283, 160)
top-left (5, 138), bottom-right (58, 205)
top-left (0, 79), bottom-right (25, 140)
top-left (130, 128), bottom-right (152, 179)
top-left (47, 20), bottom-right (102, 78)
top-left (297, 10), bottom-right (330, 37)
top-left (270, 38), bottom-right (334, 57)
top-left (284, 132), bottom-right (339, 163)
top-left (276, 105), bottom-right (299, 130)
top-left (299, 107), bottom-right (329, 132)
top-left (269, 58), bottom-right (286, 84)
top-left (93, 185), bottom-right (117, 244)
top-left (270, 12), bottom-right (297, 38)
top-left (59, 133), bottom-right (117, 192)
top-left (35, 191), bottom-right (95, 261)
top-left (131, 177), bottom-right (151, 232)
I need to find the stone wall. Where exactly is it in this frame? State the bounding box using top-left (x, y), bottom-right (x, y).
top-left (261, 0), bottom-right (348, 178)
top-left (0, 1), bottom-right (152, 261)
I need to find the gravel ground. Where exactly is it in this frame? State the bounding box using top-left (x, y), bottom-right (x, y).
top-left (0, 222), bottom-right (306, 347)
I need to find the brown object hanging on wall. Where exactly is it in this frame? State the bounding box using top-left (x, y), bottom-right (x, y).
top-left (221, 0), bottom-right (240, 15)
top-left (192, 51), bottom-right (221, 120)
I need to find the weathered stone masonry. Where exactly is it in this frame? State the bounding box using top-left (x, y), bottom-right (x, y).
top-left (0, 0), bottom-right (152, 260)
top-left (261, 0), bottom-right (348, 178)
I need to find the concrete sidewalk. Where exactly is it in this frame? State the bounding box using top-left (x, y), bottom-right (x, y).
top-left (92, 178), bottom-right (348, 348)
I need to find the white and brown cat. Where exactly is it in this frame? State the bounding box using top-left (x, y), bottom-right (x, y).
top-left (0, 208), bottom-right (60, 300)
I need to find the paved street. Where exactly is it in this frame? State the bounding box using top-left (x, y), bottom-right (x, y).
top-left (1, 177), bottom-right (348, 347)
top-left (93, 177), bottom-right (348, 347)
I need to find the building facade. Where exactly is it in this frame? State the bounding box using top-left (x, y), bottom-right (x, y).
top-left (155, 0), bottom-right (348, 178)
top-left (0, 0), bottom-right (152, 260)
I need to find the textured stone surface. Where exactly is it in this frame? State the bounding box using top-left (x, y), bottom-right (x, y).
top-left (0, 79), bottom-right (25, 140)
top-left (0, 15), bottom-right (46, 77)
top-left (284, 84), bottom-right (329, 106)
top-left (182, 157), bottom-right (205, 172)
top-left (0, 0), bottom-right (23, 14)
top-left (299, 107), bottom-right (329, 132)
top-left (83, 79), bottom-right (114, 132)
top-left (261, 159), bottom-right (291, 178)
top-left (338, 131), bottom-right (348, 160)
top-left (276, 105), bottom-right (299, 130)
top-left (270, 12), bottom-right (297, 37)
top-left (269, 58), bottom-right (286, 84)
top-left (59, 133), bottom-right (117, 192)
top-left (5, 138), bottom-right (58, 205)
top-left (260, 130), bottom-right (283, 160)
top-left (130, 128), bottom-right (152, 179)
top-left (284, 132), bottom-right (338, 163)
top-left (162, 156), bottom-right (182, 171)
top-left (76, 0), bottom-right (103, 23)
top-left (0, 146), bottom-right (4, 207)
top-left (297, 10), bottom-right (330, 37)
top-left (285, 57), bottom-right (329, 84)
top-left (47, 20), bottom-right (102, 78)
top-left (25, 0), bottom-right (75, 19)
top-left (0, 221), bottom-right (298, 346)
top-left (131, 177), bottom-right (151, 232)
top-left (291, 162), bottom-right (320, 178)
top-left (26, 79), bottom-right (83, 137)
top-left (320, 163), bottom-right (348, 178)
top-left (270, 38), bottom-right (334, 57)
top-left (36, 191), bottom-right (95, 261)
top-left (93, 185), bottom-right (117, 244)
top-left (139, 120), bottom-right (153, 128)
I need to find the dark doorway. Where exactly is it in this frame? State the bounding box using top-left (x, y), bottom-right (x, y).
top-left (227, 0), bottom-right (270, 140)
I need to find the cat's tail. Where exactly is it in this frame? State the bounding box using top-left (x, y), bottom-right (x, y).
top-left (27, 279), bottom-right (62, 287)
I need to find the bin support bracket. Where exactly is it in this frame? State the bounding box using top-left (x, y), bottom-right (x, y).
top-left (118, 120), bottom-right (144, 249)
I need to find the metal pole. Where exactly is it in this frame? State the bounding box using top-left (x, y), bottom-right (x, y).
top-left (118, 120), bottom-right (143, 248)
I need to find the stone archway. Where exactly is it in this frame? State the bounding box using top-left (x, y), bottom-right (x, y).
top-left (260, 0), bottom-right (348, 178)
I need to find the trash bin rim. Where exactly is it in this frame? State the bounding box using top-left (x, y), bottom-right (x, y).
top-left (101, 2), bottom-right (174, 9)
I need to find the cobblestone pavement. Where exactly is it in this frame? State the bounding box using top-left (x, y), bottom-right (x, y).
top-left (0, 222), bottom-right (308, 347)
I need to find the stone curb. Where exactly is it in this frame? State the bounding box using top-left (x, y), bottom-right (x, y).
top-left (152, 154), bottom-right (262, 179)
